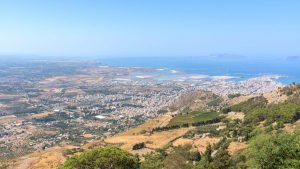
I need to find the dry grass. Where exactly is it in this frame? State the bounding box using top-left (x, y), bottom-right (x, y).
top-left (193, 136), bottom-right (221, 153)
top-left (0, 115), bottom-right (19, 124)
top-left (226, 112), bottom-right (245, 120)
top-left (104, 113), bottom-right (190, 154)
top-left (172, 136), bottom-right (223, 154)
top-left (0, 115), bottom-right (17, 120)
top-left (81, 134), bottom-right (96, 138)
top-left (102, 113), bottom-right (222, 155)
top-left (117, 114), bottom-right (173, 136)
top-left (263, 90), bottom-right (288, 104)
top-left (131, 148), bottom-right (154, 156)
top-left (9, 112), bottom-right (219, 168)
top-left (228, 142), bottom-right (248, 155)
top-left (105, 128), bottom-right (189, 153)
top-left (38, 76), bottom-right (70, 84)
top-left (226, 95), bottom-right (256, 106)
top-left (283, 119), bottom-right (300, 133)
top-left (39, 75), bottom-right (103, 86)
top-left (11, 145), bottom-right (77, 169)
top-left (31, 112), bottom-right (54, 118)
top-left (84, 121), bottom-right (106, 127)
top-left (172, 138), bottom-right (194, 147)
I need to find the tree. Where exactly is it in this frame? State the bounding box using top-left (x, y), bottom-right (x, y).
top-left (211, 148), bottom-right (231, 169)
top-left (132, 142), bottom-right (145, 150)
top-left (197, 144), bottom-right (213, 169)
top-left (164, 144), bottom-right (199, 169)
top-left (141, 153), bottom-right (164, 169)
top-left (203, 144), bottom-right (213, 163)
top-left (246, 131), bottom-right (300, 169)
top-left (60, 146), bottom-right (139, 169)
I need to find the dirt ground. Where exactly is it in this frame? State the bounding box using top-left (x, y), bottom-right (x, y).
top-left (117, 113), bottom-right (173, 136)
top-left (172, 138), bottom-right (194, 147)
top-left (104, 112), bottom-right (190, 154)
top-left (226, 112), bottom-right (245, 120)
top-left (283, 119), bottom-right (300, 133)
top-left (172, 136), bottom-right (222, 153)
top-left (8, 112), bottom-right (222, 168)
top-left (263, 90), bottom-right (288, 104)
top-left (31, 112), bottom-right (55, 118)
top-left (227, 142), bottom-right (248, 155)
top-left (193, 136), bottom-right (221, 153)
top-left (105, 128), bottom-right (189, 153)
top-left (11, 145), bottom-right (77, 169)
top-left (226, 95), bottom-right (256, 106)
top-left (0, 115), bottom-right (20, 124)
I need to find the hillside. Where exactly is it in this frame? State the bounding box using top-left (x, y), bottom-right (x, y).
top-left (5, 84), bottom-right (300, 169)
top-left (74, 84), bottom-right (300, 169)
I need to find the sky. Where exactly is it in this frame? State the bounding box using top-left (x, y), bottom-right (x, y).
top-left (0, 0), bottom-right (300, 57)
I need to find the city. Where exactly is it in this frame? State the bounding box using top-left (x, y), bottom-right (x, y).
top-left (0, 60), bottom-right (282, 160)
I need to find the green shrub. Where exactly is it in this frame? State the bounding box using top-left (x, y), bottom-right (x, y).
top-left (246, 131), bottom-right (300, 169)
top-left (141, 153), bottom-right (164, 169)
top-left (60, 146), bottom-right (139, 169)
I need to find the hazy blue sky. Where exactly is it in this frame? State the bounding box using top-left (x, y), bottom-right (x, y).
top-left (0, 0), bottom-right (300, 57)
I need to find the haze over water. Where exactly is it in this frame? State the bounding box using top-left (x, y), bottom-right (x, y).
top-left (99, 56), bottom-right (300, 84)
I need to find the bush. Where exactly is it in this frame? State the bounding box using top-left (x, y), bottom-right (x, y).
top-left (196, 144), bottom-right (231, 169)
top-left (164, 144), bottom-right (199, 169)
top-left (230, 96), bottom-right (268, 113)
top-left (132, 142), bottom-right (145, 150)
top-left (246, 131), bottom-right (300, 169)
top-left (141, 152), bottom-right (164, 169)
top-left (228, 93), bottom-right (242, 99)
top-left (60, 146), bottom-right (139, 169)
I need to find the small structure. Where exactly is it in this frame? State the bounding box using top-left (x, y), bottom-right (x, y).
top-left (94, 115), bottom-right (106, 120)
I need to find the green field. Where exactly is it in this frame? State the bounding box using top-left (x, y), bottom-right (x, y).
top-left (167, 110), bottom-right (220, 126)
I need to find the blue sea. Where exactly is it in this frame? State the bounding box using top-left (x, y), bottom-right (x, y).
top-left (98, 56), bottom-right (300, 84)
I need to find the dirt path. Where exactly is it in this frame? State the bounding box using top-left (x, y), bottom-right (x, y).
top-left (158, 113), bottom-right (174, 127)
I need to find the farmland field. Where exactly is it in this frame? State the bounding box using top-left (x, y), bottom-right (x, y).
top-left (167, 110), bottom-right (220, 126)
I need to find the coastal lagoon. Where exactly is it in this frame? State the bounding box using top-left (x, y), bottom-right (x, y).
top-left (99, 56), bottom-right (300, 84)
